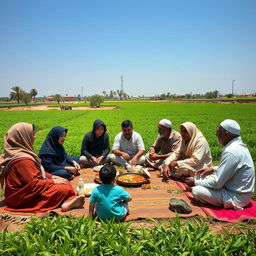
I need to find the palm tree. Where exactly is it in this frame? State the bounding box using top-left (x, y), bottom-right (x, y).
top-left (10, 86), bottom-right (22, 103)
top-left (30, 88), bottom-right (38, 101)
top-left (109, 90), bottom-right (113, 99)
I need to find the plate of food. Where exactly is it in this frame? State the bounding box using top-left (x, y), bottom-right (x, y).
top-left (116, 173), bottom-right (148, 187)
top-left (93, 165), bottom-right (104, 172)
top-left (76, 183), bottom-right (99, 196)
top-left (126, 165), bottom-right (143, 173)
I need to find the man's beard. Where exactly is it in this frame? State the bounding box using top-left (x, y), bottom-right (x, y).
top-left (217, 137), bottom-right (223, 145)
top-left (159, 132), bottom-right (166, 138)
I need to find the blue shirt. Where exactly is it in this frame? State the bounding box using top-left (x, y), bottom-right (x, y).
top-left (90, 184), bottom-right (131, 221)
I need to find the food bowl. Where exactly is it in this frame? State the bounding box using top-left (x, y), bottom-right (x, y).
top-left (76, 183), bottom-right (99, 196)
top-left (93, 165), bottom-right (104, 172)
top-left (116, 173), bottom-right (148, 187)
top-left (126, 165), bottom-right (143, 173)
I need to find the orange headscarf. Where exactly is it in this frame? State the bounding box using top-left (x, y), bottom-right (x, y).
top-left (0, 123), bottom-right (44, 178)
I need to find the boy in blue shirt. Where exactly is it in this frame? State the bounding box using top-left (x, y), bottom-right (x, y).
top-left (89, 165), bottom-right (132, 221)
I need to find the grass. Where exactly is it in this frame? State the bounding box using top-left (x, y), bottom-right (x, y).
top-left (168, 97), bottom-right (256, 102)
top-left (0, 102), bottom-right (255, 160)
top-left (0, 102), bottom-right (45, 108)
top-left (0, 216), bottom-right (256, 255)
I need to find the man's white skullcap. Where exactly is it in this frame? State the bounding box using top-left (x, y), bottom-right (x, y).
top-left (159, 119), bottom-right (172, 129)
top-left (220, 119), bottom-right (240, 135)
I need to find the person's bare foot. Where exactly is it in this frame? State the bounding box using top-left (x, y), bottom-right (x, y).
top-left (61, 195), bottom-right (85, 212)
top-left (184, 184), bottom-right (192, 192)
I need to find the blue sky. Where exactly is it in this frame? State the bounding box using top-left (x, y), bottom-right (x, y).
top-left (0, 0), bottom-right (255, 97)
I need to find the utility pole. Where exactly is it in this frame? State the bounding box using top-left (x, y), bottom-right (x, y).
top-left (232, 80), bottom-right (235, 96)
top-left (81, 86), bottom-right (84, 99)
top-left (121, 75), bottom-right (124, 92)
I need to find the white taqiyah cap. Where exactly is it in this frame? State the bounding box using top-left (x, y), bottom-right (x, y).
top-left (159, 119), bottom-right (172, 129)
top-left (220, 119), bottom-right (240, 135)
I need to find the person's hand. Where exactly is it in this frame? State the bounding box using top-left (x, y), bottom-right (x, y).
top-left (122, 152), bottom-right (131, 161)
top-left (91, 157), bottom-right (98, 164)
top-left (65, 166), bottom-right (78, 174)
top-left (162, 164), bottom-right (170, 182)
top-left (149, 149), bottom-right (155, 158)
top-left (149, 153), bottom-right (159, 161)
top-left (129, 157), bottom-right (137, 166)
top-left (169, 161), bottom-right (178, 171)
top-left (52, 176), bottom-right (69, 184)
top-left (184, 177), bottom-right (195, 187)
top-left (72, 161), bottom-right (81, 171)
top-left (97, 156), bottom-right (104, 164)
top-left (195, 167), bottom-right (214, 178)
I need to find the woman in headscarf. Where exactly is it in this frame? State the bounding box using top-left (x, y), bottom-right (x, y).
top-left (80, 120), bottom-right (110, 167)
top-left (162, 122), bottom-right (212, 181)
top-left (0, 123), bottom-right (85, 212)
top-left (39, 126), bottom-right (81, 180)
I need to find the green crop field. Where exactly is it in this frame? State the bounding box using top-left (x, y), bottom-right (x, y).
top-left (0, 102), bottom-right (255, 161)
top-left (0, 102), bottom-right (256, 255)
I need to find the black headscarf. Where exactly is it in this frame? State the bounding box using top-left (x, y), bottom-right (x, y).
top-left (81, 120), bottom-right (110, 158)
top-left (92, 119), bottom-right (106, 138)
top-left (39, 126), bottom-right (68, 164)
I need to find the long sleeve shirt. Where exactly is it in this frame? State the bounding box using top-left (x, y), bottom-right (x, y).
top-left (40, 153), bottom-right (73, 173)
top-left (195, 137), bottom-right (255, 193)
top-left (81, 132), bottom-right (110, 159)
top-left (151, 130), bottom-right (181, 155)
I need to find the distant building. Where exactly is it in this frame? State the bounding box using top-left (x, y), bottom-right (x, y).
top-left (63, 96), bottom-right (77, 101)
top-left (176, 94), bottom-right (186, 99)
top-left (239, 94), bottom-right (254, 98)
top-left (46, 96), bottom-right (54, 101)
top-left (45, 95), bottom-right (78, 102)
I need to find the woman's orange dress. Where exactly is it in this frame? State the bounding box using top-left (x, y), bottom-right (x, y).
top-left (4, 157), bottom-right (76, 212)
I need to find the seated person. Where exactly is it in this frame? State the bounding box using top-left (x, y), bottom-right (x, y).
top-left (109, 120), bottom-right (145, 167)
top-left (80, 119), bottom-right (110, 167)
top-left (89, 165), bottom-right (132, 221)
top-left (0, 122), bottom-right (85, 213)
top-left (185, 119), bottom-right (255, 210)
top-left (145, 119), bottom-right (181, 171)
top-left (162, 122), bottom-right (212, 181)
top-left (39, 126), bottom-right (81, 180)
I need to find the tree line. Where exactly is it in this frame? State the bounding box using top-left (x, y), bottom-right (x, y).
top-left (9, 86), bottom-right (38, 105)
top-left (151, 90), bottom-right (239, 100)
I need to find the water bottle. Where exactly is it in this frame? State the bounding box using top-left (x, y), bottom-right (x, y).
top-left (77, 178), bottom-right (85, 195)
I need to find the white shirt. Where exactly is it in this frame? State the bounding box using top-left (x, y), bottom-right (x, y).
top-left (112, 131), bottom-right (145, 157)
top-left (195, 137), bottom-right (255, 209)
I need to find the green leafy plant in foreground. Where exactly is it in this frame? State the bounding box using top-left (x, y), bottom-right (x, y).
top-left (0, 216), bottom-right (255, 255)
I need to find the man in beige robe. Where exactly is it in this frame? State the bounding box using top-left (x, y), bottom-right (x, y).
top-left (145, 119), bottom-right (181, 171)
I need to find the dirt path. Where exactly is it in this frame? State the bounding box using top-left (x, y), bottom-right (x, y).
top-left (0, 105), bottom-right (118, 111)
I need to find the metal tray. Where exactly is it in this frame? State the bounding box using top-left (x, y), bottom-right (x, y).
top-left (116, 172), bottom-right (149, 187)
